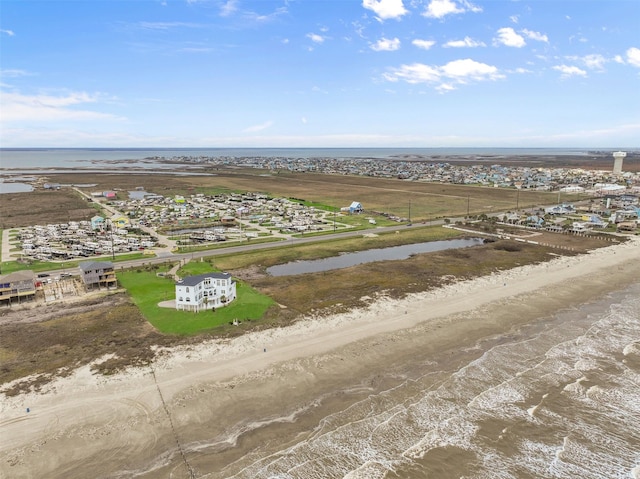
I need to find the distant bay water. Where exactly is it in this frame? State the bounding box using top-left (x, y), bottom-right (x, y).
top-left (0, 147), bottom-right (600, 170)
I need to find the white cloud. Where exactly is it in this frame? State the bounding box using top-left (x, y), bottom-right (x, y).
top-left (422, 0), bottom-right (481, 19)
top-left (362, 0), bottom-right (408, 21)
top-left (384, 63), bottom-right (440, 83)
top-left (440, 58), bottom-right (502, 81)
top-left (0, 90), bottom-right (120, 122)
top-left (552, 65), bottom-right (587, 78)
top-left (522, 29), bottom-right (548, 43)
top-left (245, 6), bottom-right (288, 23)
top-left (243, 120), bottom-right (273, 132)
top-left (412, 39), bottom-right (436, 50)
top-left (627, 47), bottom-right (640, 67)
top-left (494, 27), bottom-right (526, 48)
top-left (384, 58), bottom-right (502, 89)
top-left (220, 0), bottom-right (238, 17)
top-left (436, 83), bottom-right (456, 93)
top-left (307, 33), bottom-right (325, 44)
top-left (581, 54), bottom-right (607, 70)
top-left (566, 54), bottom-right (607, 70)
top-left (443, 36), bottom-right (485, 48)
top-left (510, 15), bottom-right (519, 24)
top-left (0, 69), bottom-right (31, 78)
top-left (371, 37), bottom-right (401, 51)
top-left (137, 21), bottom-right (203, 31)
top-left (1, 29), bottom-right (15, 36)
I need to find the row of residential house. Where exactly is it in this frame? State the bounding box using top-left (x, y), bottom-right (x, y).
top-left (500, 200), bottom-right (639, 232)
top-left (1, 260), bottom-right (237, 315)
top-left (0, 261), bottom-right (117, 305)
top-left (141, 154), bottom-right (640, 192)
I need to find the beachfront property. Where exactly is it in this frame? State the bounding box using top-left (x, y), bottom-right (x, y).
top-left (79, 261), bottom-right (118, 290)
top-left (175, 272), bottom-right (236, 312)
top-left (0, 270), bottom-right (36, 305)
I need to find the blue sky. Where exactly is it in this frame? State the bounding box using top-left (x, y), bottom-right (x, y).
top-left (1, 0), bottom-right (639, 148)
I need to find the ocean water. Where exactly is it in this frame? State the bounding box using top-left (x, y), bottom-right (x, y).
top-left (187, 283), bottom-right (640, 479)
top-left (0, 147), bottom-right (598, 170)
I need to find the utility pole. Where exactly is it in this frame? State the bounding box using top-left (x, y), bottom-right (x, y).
top-left (333, 205), bottom-right (336, 233)
top-left (109, 219), bottom-right (115, 260)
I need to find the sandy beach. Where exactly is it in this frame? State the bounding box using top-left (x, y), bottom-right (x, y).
top-left (1, 237), bottom-right (639, 478)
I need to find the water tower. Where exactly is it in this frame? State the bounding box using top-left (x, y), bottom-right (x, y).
top-left (612, 151), bottom-right (626, 174)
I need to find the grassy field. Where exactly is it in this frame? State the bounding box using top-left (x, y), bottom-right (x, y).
top-left (117, 265), bottom-right (275, 335)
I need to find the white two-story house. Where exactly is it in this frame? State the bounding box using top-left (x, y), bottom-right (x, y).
top-left (175, 272), bottom-right (237, 312)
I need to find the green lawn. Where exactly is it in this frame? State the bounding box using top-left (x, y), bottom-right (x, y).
top-left (117, 267), bottom-right (275, 335)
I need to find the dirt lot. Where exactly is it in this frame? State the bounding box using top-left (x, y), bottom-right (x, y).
top-left (0, 292), bottom-right (191, 395)
top-left (0, 189), bottom-right (96, 229)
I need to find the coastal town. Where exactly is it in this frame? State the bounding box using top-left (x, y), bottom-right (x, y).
top-left (151, 150), bottom-right (640, 190)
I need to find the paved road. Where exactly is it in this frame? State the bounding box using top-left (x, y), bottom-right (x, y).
top-left (0, 229), bottom-right (12, 264)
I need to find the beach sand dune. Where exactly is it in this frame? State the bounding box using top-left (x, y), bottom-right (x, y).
top-left (1, 237), bottom-right (639, 478)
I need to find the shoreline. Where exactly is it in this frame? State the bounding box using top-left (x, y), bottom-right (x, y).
top-left (1, 237), bottom-right (639, 477)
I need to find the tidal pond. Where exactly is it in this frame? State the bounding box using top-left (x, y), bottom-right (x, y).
top-left (267, 237), bottom-right (485, 276)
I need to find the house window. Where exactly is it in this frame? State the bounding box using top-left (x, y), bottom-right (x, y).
top-left (186, 297), bottom-right (190, 302)
top-left (179, 297), bottom-right (183, 302)
top-left (186, 287), bottom-right (189, 292)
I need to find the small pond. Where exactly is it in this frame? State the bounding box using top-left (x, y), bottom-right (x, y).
top-left (267, 237), bottom-right (485, 276)
top-left (0, 181), bottom-right (34, 194)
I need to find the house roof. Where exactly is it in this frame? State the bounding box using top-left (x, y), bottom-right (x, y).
top-left (79, 261), bottom-right (114, 272)
top-left (176, 272), bottom-right (232, 287)
top-left (0, 270), bottom-right (35, 283)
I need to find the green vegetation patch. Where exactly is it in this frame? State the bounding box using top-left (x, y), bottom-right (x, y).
top-left (117, 266), bottom-right (274, 335)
